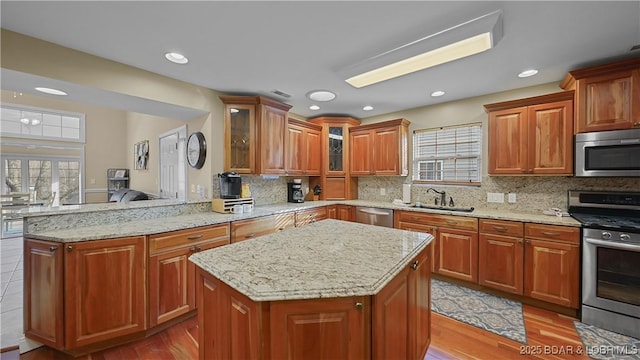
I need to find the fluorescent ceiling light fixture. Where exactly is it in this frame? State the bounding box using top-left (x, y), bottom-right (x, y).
top-left (431, 90), bottom-right (445, 97)
top-left (362, 105), bottom-right (374, 111)
top-left (518, 69), bottom-right (539, 78)
top-left (20, 118), bottom-right (30, 125)
top-left (35, 87), bottom-right (67, 96)
top-left (309, 105), bottom-right (320, 111)
top-left (165, 52), bottom-right (188, 64)
top-left (343, 10), bottom-right (503, 88)
top-left (307, 90), bottom-right (336, 102)
top-left (20, 118), bottom-right (41, 126)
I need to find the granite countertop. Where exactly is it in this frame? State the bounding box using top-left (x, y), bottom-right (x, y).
top-left (189, 219), bottom-right (433, 302)
top-left (24, 199), bottom-right (580, 243)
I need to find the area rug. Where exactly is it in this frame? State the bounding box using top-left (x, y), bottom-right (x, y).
top-left (431, 279), bottom-right (527, 344)
top-left (574, 322), bottom-right (640, 360)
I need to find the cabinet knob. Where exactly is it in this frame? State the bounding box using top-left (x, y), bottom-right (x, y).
top-left (355, 302), bottom-right (364, 311)
top-left (190, 246), bottom-right (197, 253)
top-left (66, 245), bottom-right (73, 252)
top-left (517, 239), bottom-right (523, 244)
top-left (411, 261), bottom-right (419, 270)
top-left (634, 121), bottom-right (640, 127)
top-left (49, 246), bottom-right (58, 252)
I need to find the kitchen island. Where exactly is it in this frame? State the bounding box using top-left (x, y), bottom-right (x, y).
top-left (189, 219), bottom-right (433, 360)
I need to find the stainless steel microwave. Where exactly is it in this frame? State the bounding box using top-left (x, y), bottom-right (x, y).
top-left (575, 129), bottom-right (640, 177)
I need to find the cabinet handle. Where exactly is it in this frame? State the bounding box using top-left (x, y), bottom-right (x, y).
top-left (49, 246), bottom-right (58, 252)
top-left (411, 216), bottom-right (421, 221)
top-left (355, 302), bottom-right (364, 311)
top-left (634, 121), bottom-right (640, 127)
top-left (196, 246), bottom-right (202, 252)
top-left (445, 220), bottom-right (458, 226)
top-left (187, 234), bottom-right (204, 240)
top-left (492, 226), bottom-right (508, 231)
top-left (411, 261), bottom-right (419, 270)
top-left (245, 233), bottom-right (256, 238)
top-left (517, 239), bottom-right (523, 244)
top-left (190, 246), bottom-right (197, 253)
top-left (278, 227), bottom-right (286, 231)
top-left (66, 245), bottom-right (73, 252)
top-left (541, 231), bottom-right (561, 237)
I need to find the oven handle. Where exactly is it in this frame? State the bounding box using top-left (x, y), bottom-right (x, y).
top-left (584, 237), bottom-right (640, 251)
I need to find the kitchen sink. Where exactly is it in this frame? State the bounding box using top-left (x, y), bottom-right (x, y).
top-left (411, 204), bottom-right (475, 213)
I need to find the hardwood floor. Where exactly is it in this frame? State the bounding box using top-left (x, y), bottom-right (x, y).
top-left (20, 304), bottom-right (588, 359)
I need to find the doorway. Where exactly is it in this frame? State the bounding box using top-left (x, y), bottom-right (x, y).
top-left (158, 126), bottom-right (186, 200)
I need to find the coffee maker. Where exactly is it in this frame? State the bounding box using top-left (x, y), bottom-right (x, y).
top-left (287, 182), bottom-right (304, 203)
top-left (218, 172), bottom-right (242, 199)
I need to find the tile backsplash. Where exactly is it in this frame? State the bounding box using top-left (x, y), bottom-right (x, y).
top-left (357, 176), bottom-right (639, 213)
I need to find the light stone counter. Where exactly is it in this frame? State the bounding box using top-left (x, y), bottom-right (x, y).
top-left (189, 219), bottom-right (433, 301)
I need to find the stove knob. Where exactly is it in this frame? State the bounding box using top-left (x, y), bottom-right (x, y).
top-left (601, 232), bottom-right (612, 240)
top-left (620, 233), bottom-right (631, 242)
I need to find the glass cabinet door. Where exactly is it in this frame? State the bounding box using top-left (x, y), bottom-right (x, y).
top-left (225, 104), bottom-right (255, 173)
top-left (327, 126), bottom-right (344, 174)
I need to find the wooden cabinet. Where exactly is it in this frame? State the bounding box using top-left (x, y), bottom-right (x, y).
top-left (26, 237), bottom-right (147, 352)
top-left (524, 223), bottom-right (580, 308)
top-left (271, 296), bottom-right (369, 360)
top-left (24, 239), bottom-right (64, 349)
top-left (64, 236), bottom-right (147, 349)
top-left (328, 204), bottom-right (355, 222)
top-left (561, 57), bottom-right (640, 133)
top-left (373, 245), bottom-right (431, 360)
top-left (349, 118), bottom-right (410, 176)
top-left (220, 96), bottom-right (292, 174)
top-left (308, 117), bottom-right (361, 200)
top-left (287, 119), bottom-right (322, 175)
top-left (148, 224), bottom-right (230, 327)
top-left (231, 213), bottom-right (295, 242)
top-left (485, 91), bottom-right (574, 175)
top-left (394, 211), bottom-right (438, 272)
top-left (478, 219), bottom-right (524, 295)
top-left (295, 206), bottom-right (328, 226)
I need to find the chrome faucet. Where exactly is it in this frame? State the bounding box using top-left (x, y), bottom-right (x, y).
top-left (427, 188), bottom-right (446, 207)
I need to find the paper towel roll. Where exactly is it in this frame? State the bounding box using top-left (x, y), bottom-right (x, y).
top-left (402, 184), bottom-right (411, 204)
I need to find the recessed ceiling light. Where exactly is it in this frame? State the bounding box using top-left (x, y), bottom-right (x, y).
top-left (35, 87), bottom-right (67, 96)
top-left (518, 69), bottom-right (538, 78)
top-left (431, 90), bottom-right (445, 97)
top-left (165, 52), bottom-right (189, 64)
top-left (309, 105), bottom-right (320, 111)
top-left (307, 90), bottom-right (336, 102)
top-left (363, 105), bottom-right (374, 111)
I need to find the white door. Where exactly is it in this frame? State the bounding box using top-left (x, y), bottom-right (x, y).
top-left (159, 126), bottom-right (186, 200)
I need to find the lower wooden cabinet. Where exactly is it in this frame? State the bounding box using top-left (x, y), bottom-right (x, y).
top-left (25, 236), bottom-right (147, 352)
top-left (231, 213), bottom-right (295, 242)
top-left (524, 223), bottom-right (580, 308)
top-left (478, 219), bottom-right (524, 294)
top-left (436, 227), bottom-right (479, 282)
top-left (148, 224), bottom-right (230, 327)
top-left (295, 206), bottom-right (328, 226)
top-left (394, 211), bottom-right (438, 272)
top-left (328, 204), bottom-right (356, 221)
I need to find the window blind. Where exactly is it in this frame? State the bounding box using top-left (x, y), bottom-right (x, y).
top-left (412, 123), bottom-right (482, 184)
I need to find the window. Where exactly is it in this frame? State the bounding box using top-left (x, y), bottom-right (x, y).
top-left (413, 123), bottom-right (482, 185)
top-left (1, 104), bottom-right (85, 142)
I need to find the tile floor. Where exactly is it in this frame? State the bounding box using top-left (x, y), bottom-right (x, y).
top-left (0, 235), bottom-right (42, 353)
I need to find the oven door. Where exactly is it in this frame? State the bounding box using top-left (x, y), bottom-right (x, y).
top-left (582, 235), bottom-right (640, 318)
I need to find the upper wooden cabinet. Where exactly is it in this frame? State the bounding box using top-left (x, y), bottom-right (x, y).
top-left (485, 91), bottom-right (574, 175)
top-left (286, 119), bottom-right (322, 176)
top-left (561, 57), bottom-right (640, 133)
top-left (349, 118), bottom-right (410, 176)
top-left (220, 96), bottom-right (292, 174)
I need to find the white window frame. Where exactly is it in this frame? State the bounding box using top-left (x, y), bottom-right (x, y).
top-left (412, 123), bottom-right (482, 186)
top-left (1, 103), bottom-right (86, 143)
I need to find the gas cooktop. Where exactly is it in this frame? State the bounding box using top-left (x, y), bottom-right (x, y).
top-left (568, 190), bottom-right (640, 232)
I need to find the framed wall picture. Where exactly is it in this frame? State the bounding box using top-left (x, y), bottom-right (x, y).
top-left (134, 140), bottom-right (149, 170)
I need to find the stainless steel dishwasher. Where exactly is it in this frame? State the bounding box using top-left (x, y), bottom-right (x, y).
top-left (355, 206), bottom-right (394, 228)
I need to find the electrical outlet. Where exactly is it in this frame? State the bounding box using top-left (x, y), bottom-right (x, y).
top-left (89, 178), bottom-right (96, 185)
top-left (380, 188), bottom-right (386, 196)
top-left (508, 193), bottom-right (517, 203)
top-left (487, 192), bottom-right (505, 203)
top-left (190, 184), bottom-right (195, 193)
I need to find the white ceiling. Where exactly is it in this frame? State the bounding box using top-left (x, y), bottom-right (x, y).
top-left (1, 1), bottom-right (639, 119)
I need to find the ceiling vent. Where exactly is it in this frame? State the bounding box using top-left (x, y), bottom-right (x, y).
top-left (271, 89), bottom-right (292, 98)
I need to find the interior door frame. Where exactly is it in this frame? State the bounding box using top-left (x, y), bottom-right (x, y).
top-left (158, 125), bottom-right (187, 200)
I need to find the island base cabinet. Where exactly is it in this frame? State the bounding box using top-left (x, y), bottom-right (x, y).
top-left (271, 297), bottom-right (370, 360)
top-left (24, 239), bottom-right (64, 349)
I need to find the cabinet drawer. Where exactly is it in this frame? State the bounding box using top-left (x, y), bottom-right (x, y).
top-left (149, 224), bottom-right (230, 255)
top-left (396, 211), bottom-right (478, 231)
top-left (232, 213), bottom-right (295, 243)
top-left (295, 207), bottom-right (328, 227)
top-left (524, 223), bottom-right (579, 244)
top-left (479, 219), bottom-right (523, 237)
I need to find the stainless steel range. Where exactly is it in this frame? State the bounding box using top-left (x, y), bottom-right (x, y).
top-left (569, 190), bottom-right (640, 339)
